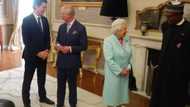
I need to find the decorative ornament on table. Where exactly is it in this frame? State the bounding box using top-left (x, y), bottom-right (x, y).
top-left (140, 21), bottom-right (148, 36)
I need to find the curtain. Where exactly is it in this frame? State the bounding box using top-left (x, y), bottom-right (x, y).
top-left (8, 0), bottom-right (20, 51)
top-left (8, 0), bottom-right (34, 51)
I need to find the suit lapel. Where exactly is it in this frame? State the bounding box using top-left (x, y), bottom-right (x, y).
top-left (41, 17), bottom-right (47, 32)
top-left (62, 23), bottom-right (67, 33)
top-left (31, 14), bottom-right (43, 33)
top-left (67, 20), bottom-right (77, 34)
top-left (31, 14), bottom-right (38, 26)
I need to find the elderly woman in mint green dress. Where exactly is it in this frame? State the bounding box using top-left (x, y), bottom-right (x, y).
top-left (103, 19), bottom-right (132, 107)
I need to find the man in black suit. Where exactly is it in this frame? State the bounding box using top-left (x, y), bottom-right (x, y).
top-left (55, 6), bottom-right (88, 107)
top-left (21, 0), bottom-right (54, 107)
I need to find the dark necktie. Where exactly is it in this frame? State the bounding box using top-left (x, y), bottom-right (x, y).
top-left (37, 17), bottom-right (42, 31)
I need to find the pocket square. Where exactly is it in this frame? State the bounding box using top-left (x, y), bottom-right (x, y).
top-left (72, 30), bottom-right (78, 35)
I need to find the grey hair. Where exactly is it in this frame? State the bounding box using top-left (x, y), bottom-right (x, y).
top-left (111, 18), bottom-right (127, 35)
top-left (61, 6), bottom-right (75, 16)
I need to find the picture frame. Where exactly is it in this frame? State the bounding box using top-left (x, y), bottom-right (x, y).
top-left (135, 0), bottom-right (190, 30)
top-left (54, 0), bottom-right (111, 27)
top-left (135, 2), bottom-right (166, 30)
top-left (61, 0), bottom-right (102, 7)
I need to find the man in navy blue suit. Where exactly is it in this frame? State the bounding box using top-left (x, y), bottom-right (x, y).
top-left (21, 0), bottom-right (54, 107)
top-left (55, 6), bottom-right (88, 107)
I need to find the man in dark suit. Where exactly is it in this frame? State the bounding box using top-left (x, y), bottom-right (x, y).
top-left (150, 1), bottom-right (190, 107)
top-left (21, 0), bottom-right (54, 107)
top-left (55, 6), bottom-right (88, 107)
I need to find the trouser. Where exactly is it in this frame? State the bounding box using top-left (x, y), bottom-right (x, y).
top-left (57, 67), bottom-right (79, 107)
top-left (22, 58), bottom-right (47, 105)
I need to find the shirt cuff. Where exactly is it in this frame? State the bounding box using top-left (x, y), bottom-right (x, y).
top-left (69, 46), bottom-right (72, 53)
top-left (56, 43), bottom-right (61, 47)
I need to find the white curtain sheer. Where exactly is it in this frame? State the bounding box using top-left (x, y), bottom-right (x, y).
top-left (8, 0), bottom-right (33, 50)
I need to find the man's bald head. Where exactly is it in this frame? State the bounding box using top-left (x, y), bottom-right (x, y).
top-left (60, 5), bottom-right (75, 23)
top-left (61, 5), bottom-right (75, 16)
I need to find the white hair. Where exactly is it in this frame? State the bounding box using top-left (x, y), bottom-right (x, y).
top-left (111, 18), bottom-right (127, 35)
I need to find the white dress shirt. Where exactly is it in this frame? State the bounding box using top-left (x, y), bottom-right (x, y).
top-left (66, 19), bottom-right (75, 32)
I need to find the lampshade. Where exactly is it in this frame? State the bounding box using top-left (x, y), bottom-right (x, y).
top-left (100, 0), bottom-right (128, 17)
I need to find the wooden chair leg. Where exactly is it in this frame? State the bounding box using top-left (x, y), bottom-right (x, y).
top-left (78, 68), bottom-right (83, 87)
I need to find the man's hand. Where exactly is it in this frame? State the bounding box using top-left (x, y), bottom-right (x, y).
top-left (55, 44), bottom-right (62, 52)
top-left (55, 44), bottom-right (71, 54)
top-left (37, 49), bottom-right (49, 60)
top-left (61, 46), bottom-right (71, 54)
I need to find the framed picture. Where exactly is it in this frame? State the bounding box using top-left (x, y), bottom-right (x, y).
top-left (61, 0), bottom-right (102, 7)
top-left (135, 2), bottom-right (166, 30)
top-left (135, 0), bottom-right (190, 30)
top-left (55, 0), bottom-right (111, 26)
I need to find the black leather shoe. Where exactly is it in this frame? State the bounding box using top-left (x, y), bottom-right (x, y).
top-left (56, 104), bottom-right (64, 107)
top-left (39, 98), bottom-right (54, 105)
top-left (70, 104), bottom-right (76, 107)
top-left (24, 104), bottom-right (31, 107)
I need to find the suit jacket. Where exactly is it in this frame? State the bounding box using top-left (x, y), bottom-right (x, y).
top-left (56, 20), bottom-right (88, 69)
top-left (22, 14), bottom-right (50, 60)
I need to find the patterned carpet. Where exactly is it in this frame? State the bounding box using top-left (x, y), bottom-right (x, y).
top-left (0, 65), bottom-right (105, 107)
